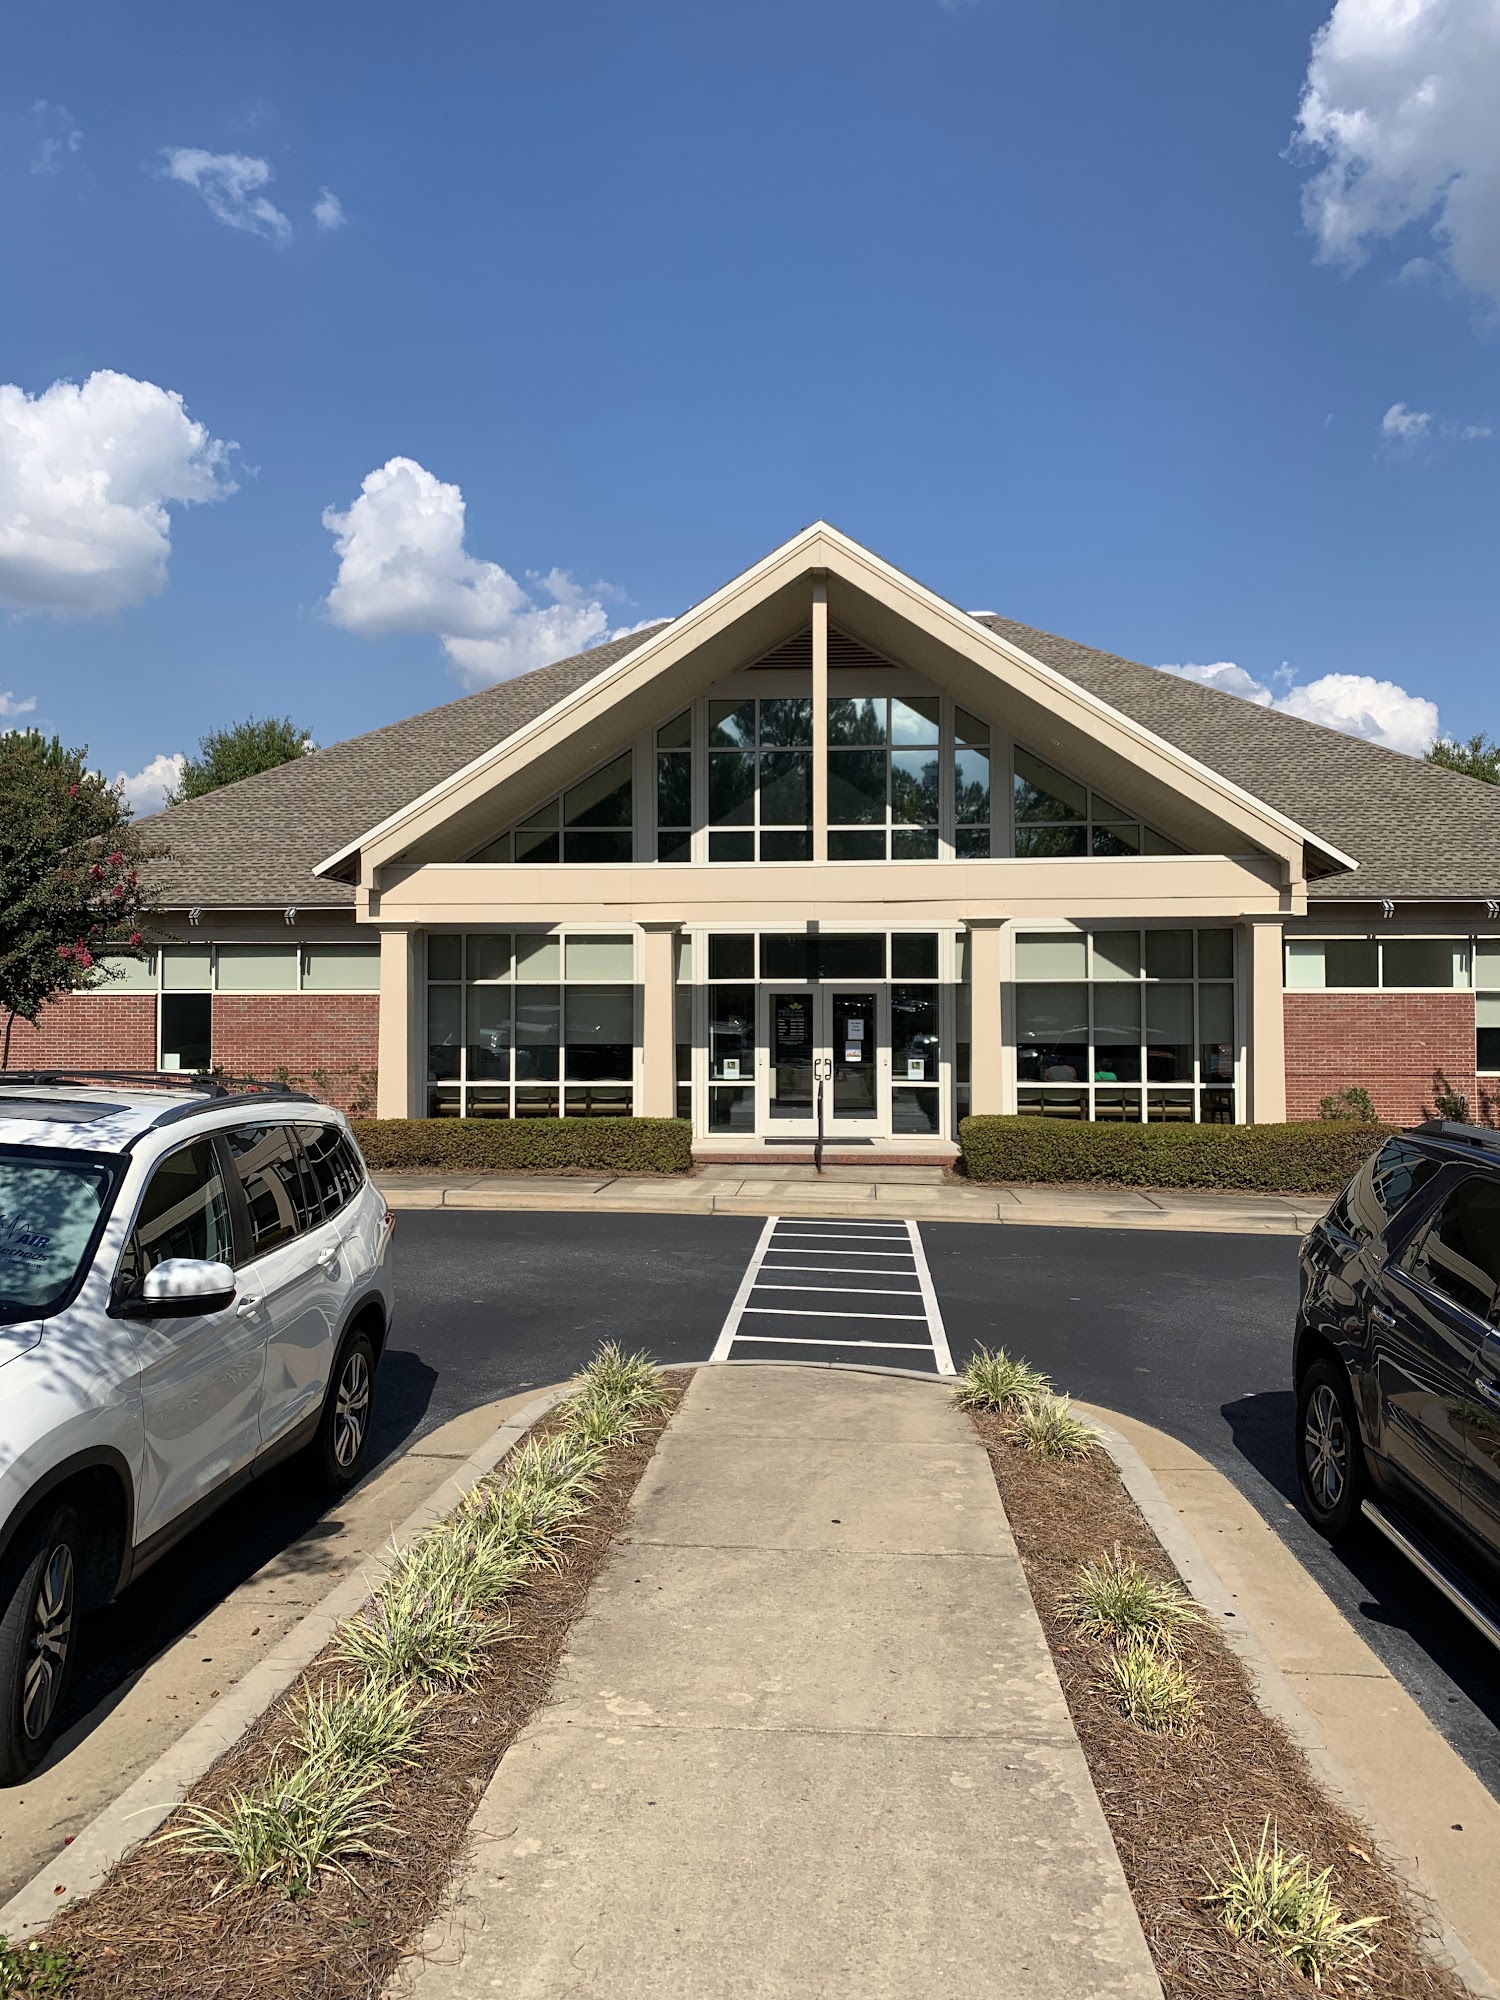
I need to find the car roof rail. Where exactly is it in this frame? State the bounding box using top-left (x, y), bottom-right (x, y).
top-left (1411, 1119), bottom-right (1500, 1151)
top-left (0, 1069), bottom-right (306, 1100)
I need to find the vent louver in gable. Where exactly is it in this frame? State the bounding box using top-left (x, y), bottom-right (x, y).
top-left (746, 626), bottom-right (898, 672)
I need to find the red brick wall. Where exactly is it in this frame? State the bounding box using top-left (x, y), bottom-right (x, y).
top-left (4, 994), bottom-right (158, 1071)
top-left (1284, 991), bottom-right (1488, 1124)
top-left (211, 995), bottom-right (380, 1113)
top-left (3, 991), bottom-right (380, 1116)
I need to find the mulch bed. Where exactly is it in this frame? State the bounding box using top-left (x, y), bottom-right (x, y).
top-left (969, 1410), bottom-right (1470, 2000)
top-left (31, 1382), bottom-right (686, 2000)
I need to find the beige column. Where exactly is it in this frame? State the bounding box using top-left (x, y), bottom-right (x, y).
top-left (967, 918), bottom-right (1005, 1115)
top-left (811, 574), bottom-right (828, 862)
top-left (376, 927), bottom-right (421, 1119)
top-left (641, 922), bottom-right (680, 1118)
top-left (1245, 918), bottom-right (1287, 1124)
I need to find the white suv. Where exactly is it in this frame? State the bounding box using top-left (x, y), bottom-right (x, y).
top-left (0, 1075), bottom-right (394, 1781)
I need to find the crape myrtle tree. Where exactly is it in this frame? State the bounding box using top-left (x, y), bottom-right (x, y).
top-left (0, 731), bottom-right (157, 1069)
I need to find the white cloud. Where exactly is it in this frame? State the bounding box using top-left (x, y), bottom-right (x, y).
top-left (160, 149), bottom-right (291, 241)
top-left (1157, 661), bottom-right (1275, 704)
top-left (1277, 673), bottom-right (1440, 753)
top-left (312, 187), bottom-right (346, 231)
top-left (0, 691), bottom-right (37, 719)
top-left (0, 370), bottom-right (235, 615)
top-left (1380, 398), bottom-right (1492, 444)
top-left (1381, 400), bottom-right (1432, 442)
top-left (29, 100), bottom-right (82, 174)
top-left (1296, 0), bottom-right (1500, 305)
top-left (322, 456), bottom-right (623, 685)
top-left (1158, 659), bottom-right (1439, 756)
top-left (115, 751), bottom-right (185, 816)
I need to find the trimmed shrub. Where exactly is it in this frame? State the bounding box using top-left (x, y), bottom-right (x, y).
top-left (351, 1116), bottom-right (693, 1175)
top-left (958, 1115), bottom-right (1391, 1194)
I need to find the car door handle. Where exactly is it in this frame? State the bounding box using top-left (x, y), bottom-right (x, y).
top-left (1475, 1374), bottom-right (1500, 1408)
top-left (1370, 1304), bottom-right (1397, 1328)
top-left (235, 1294), bottom-right (263, 1318)
top-left (316, 1244), bottom-right (341, 1271)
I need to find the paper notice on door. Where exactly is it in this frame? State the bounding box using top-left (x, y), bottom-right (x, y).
top-left (844, 1045), bottom-right (862, 1062)
top-left (721, 1058), bottom-right (740, 1080)
top-left (906, 1058), bottom-right (925, 1080)
top-left (847, 1018), bottom-right (865, 1041)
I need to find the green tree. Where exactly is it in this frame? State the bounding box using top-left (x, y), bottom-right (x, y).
top-left (0, 732), bottom-right (158, 1068)
top-left (167, 714), bottom-right (313, 804)
top-left (1427, 732), bottom-right (1500, 785)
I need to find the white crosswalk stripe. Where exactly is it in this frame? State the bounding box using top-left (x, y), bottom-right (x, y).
top-left (711, 1215), bottom-right (953, 1374)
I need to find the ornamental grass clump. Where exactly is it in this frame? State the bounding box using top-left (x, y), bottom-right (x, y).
top-left (1100, 1638), bottom-right (1199, 1733)
top-left (1203, 1820), bottom-right (1383, 1985)
top-left (953, 1346), bottom-right (1052, 1415)
top-left (291, 1676), bottom-right (424, 1773)
top-left (1009, 1393), bottom-right (1102, 1462)
top-left (1062, 1547), bottom-right (1202, 1653)
top-left (160, 1752), bottom-right (391, 1897)
top-left (334, 1539), bottom-right (490, 1691)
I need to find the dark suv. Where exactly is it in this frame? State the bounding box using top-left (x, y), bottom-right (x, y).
top-left (1294, 1121), bottom-right (1500, 1648)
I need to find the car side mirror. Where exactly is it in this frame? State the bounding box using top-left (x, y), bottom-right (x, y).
top-left (119, 1258), bottom-right (237, 1319)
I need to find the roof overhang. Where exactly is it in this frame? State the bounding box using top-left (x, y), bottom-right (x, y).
top-left (315, 522), bottom-right (1355, 887)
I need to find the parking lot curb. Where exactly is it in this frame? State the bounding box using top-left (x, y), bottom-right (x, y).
top-left (0, 1383), bottom-right (576, 1945)
top-left (379, 1184), bottom-right (1315, 1235)
top-left (1087, 1413), bottom-right (1499, 2000)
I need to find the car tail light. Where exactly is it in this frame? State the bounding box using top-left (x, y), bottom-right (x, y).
top-left (382, 1207), bottom-right (396, 1233)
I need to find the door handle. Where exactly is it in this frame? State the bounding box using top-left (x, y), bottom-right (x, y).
top-left (316, 1244), bottom-right (341, 1271)
top-left (1370, 1305), bottom-right (1397, 1329)
top-left (1475, 1374), bottom-right (1500, 1408)
top-left (235, 1294), bottom-right (262, 1318)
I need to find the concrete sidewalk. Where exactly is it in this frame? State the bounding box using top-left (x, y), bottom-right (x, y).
top-left (378, 1162), bottom-right (1325, 1235)
top-left (394, 1365), bottom-right (1162, 1999)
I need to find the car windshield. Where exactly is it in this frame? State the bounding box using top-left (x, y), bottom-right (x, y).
top-left (0, 1147), bottom-right (124, 1326)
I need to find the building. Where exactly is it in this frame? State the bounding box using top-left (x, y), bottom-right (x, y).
top-left (19, 524), bottom-right (1500, 1154)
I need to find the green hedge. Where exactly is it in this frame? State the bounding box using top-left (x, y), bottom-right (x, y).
top-left (958, 1115), bottom-right (1392, 1194)
top-left (350, 1117), bottom-right (694, 1175)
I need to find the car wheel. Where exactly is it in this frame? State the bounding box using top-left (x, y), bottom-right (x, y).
top-left (0, 1504), bottom-right (84, 1785)
top-left (314, 1330), bottom-right (377, 1490)
top-left (1297, 1358), bottom-right (1365, 1539)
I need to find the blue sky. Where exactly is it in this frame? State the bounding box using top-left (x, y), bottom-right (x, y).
top-left (2, 0), bottom-right (1497, 809)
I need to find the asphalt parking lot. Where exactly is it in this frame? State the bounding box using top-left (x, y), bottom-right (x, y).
top-left (50, 1210), bottom-right (1500, 1807)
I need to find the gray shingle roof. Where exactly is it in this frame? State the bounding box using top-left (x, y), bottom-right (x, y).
top-left (140, 627), bottom-right (670, 908)
top-left (139, 610), bottom-right (1500, 909)
top-left (973, 616), bottom-right (1500, 902)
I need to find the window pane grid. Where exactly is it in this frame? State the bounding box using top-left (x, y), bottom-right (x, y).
top-left (427, 933), bottom-right (638, 1117)
top-left (1014, 928), bottom-right (1236, 1123)
top-left (704, 698), bottom-right (813, 863)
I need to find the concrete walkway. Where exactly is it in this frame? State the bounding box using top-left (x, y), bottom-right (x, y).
top-left (395, 1366), bottom-right (1162, 1999)
top-left (378, 1162), bottom-right (1325, 1235)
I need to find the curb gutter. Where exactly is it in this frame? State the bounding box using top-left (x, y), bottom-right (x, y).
top-left (0, 1384), bottom-right (574, 1945)
top-left (1091, 1417), bottom-right (1499, 2000)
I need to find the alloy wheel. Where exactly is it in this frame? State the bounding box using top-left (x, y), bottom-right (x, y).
top-left (22, 1543), bottom-right (74, 1743)
top-left (1303, 1382), bottom-right (1348, 1514)
top-left (333, 1350), bottom-right (371, 1470)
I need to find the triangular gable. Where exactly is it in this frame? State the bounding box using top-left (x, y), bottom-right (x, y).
top-left (315, 523), bottom-right (1354, 885)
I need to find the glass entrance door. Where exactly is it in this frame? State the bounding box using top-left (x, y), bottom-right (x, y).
top-left (760, 988), bottom-right (883, 1133)
top-left (767, 990), bottom-right (816, 1124)
top-left (829, 990), bottom-right (878, 1122)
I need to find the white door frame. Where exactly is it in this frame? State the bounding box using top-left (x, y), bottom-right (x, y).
top-left (757, 985), bottom-right (888, 1137)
